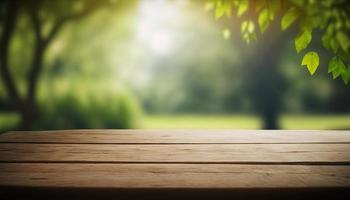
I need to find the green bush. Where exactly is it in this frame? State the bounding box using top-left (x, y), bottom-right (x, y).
top-left (34, 91), bottom-right (141, 130)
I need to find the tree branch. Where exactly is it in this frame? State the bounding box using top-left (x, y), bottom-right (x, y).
top-left (28, 6), bottom-right (43, 42)
top-left (45, 4), bottom-right (97, 44)
top-left (26, 1), bottom-right (101, 103)
top-left (25, 3), bottom-right (46, 104)
top-left (0, 1), bottom-right (21, 106)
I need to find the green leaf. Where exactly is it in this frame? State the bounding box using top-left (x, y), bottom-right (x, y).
top-left (325, 23), bottom-right (335, 35)
top-left (336, 31), bottom-right (350, 52)
top-left (281, 7), bottom-right (299, 30)
top-left (258, 9), bottom-right (270, 33)
top-left (215, 5), bottom-right (225, 19)
top-left (241, 20), bottom-right (248, 34)
top-left (247, 20), bottom-right (255, 33)
top-left (342, 66), bottom-right (350, 84)
top-left (328, 56), bottom-right (346, 79)
top-left (322, 33), bottom-right (331, 50)
top-left (295, 30), bottom-right (312, 53)
top-left (330, 38), bottom-right (339, 53)
top-left (215, 1), bottom-right (232, 19)
top-left (301, 51), bottom-right (319, 75)
top-left (327, 55), bottom-right (350, 84)
top-left (265, 0), bottom-right (280, 20)
top-left (222, 28), bottom-right (231, 40)
top-left (241, 20), bottom-right (256, 44)
top-left (242, 32), bottom-right (256, 44)
top-left (237, 0), bottom-right (248, 16)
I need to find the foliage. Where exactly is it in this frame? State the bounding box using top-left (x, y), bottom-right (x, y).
top-left (0, 0), bottom-right (130, 129)
top-left (206, 0), bottom-right (350, 84)
top-left (34, 91), bottom-right (141, 130)
top-left (301, 51), bottom-right (319, 75)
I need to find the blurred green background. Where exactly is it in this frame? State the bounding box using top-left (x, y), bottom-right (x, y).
top-left (1, 0), bottom-right (349, 132)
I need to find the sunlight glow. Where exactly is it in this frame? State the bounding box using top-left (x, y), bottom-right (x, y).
top-left (136, 0), bottom-right (181, 55)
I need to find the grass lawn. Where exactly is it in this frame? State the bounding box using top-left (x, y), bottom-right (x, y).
top-left (1, 114), bottom-right (349, 131)
top-left (141, 114), bottom-right (261, 129)
top-left (280, 115), bottom-right (350, 130)
top-left (141, 114), bottom-right (350, 130)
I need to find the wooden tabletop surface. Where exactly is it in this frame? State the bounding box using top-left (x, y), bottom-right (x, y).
top-left (1, 129), bottom-right (350, 199)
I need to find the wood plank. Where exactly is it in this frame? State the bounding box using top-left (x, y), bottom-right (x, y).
top-left (1, 163), bottom-right (350, 188)
top-left (1, 143), bottom-right (350, 163)
top-left (1, 130), bottom-right (350, 144)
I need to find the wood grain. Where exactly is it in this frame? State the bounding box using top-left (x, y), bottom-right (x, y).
top-left (1, 163), bottom-right (350, 188)
top-left (1, 130), bottom-right (350, 199)
top-left (1, 143), bottom-right (350, 163)
top-left (1, 130), bottom-right (350, 144)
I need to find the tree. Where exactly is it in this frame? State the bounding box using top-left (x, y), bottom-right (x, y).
top-left (206, 0), bottom-right (350, 129)
top-left (0, 0), bottom-right (115, 130)
top-left (207, 0), bottom-right (350, 84)
top-left (243, 20), bottom-right (288, 129)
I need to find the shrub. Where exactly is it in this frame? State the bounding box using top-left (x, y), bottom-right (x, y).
top-left (34, 91), bottom-right (141, 130)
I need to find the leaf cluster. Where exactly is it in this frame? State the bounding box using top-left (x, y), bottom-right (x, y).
top-left (206, 0), bottom-right (350, 84)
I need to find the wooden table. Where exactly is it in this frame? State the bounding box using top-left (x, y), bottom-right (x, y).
top-left (1, 130), bottom-right (350, 199)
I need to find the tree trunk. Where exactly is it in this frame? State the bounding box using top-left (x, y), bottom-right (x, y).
top-left (0, 1), bottom-right (21, 108)
top-left (243, 20), bottom-right (288, 130)
top-left (18, 41), bottom-right (45, 130)
top-left (262, 110), bottom-right (279, 130)
top-left (19, 103), bottom-right (38, 130)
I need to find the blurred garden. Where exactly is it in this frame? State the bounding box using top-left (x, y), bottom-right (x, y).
top-left (0, 0), bottom-right (349, 132)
